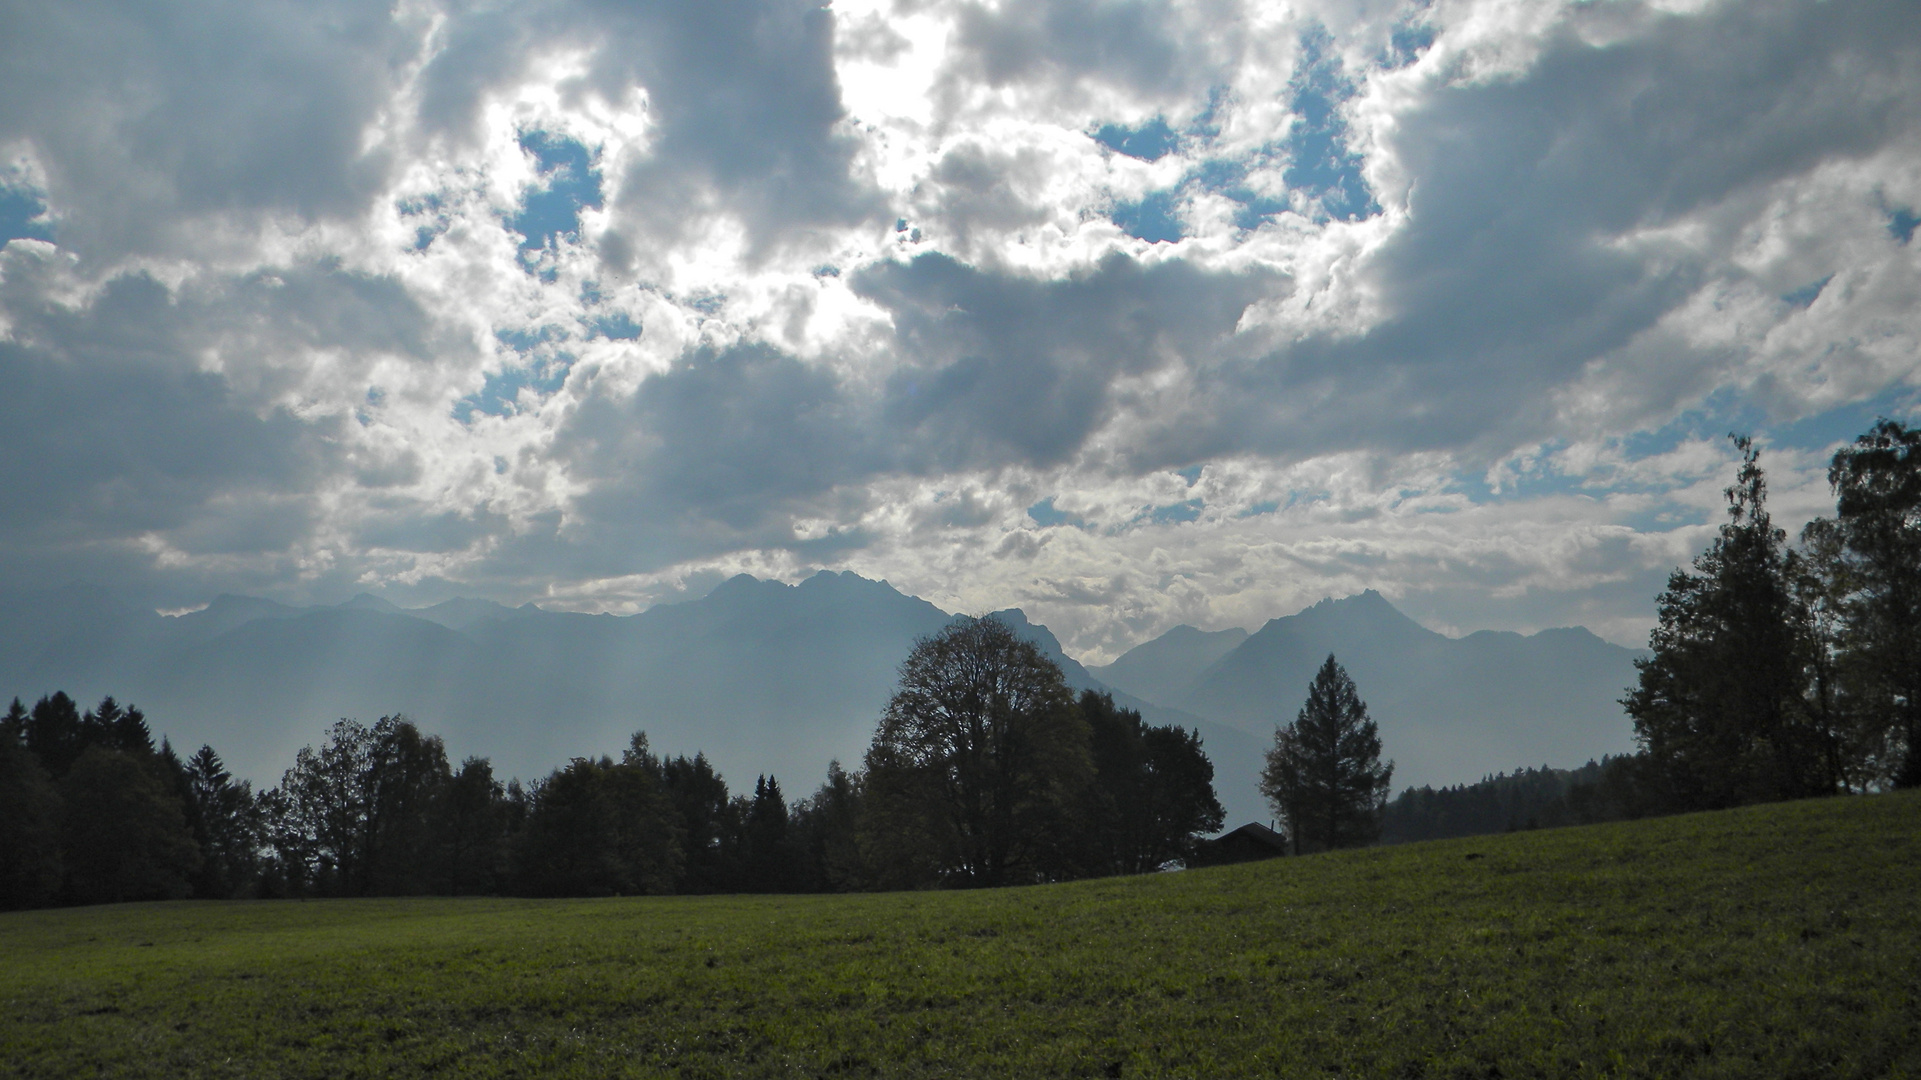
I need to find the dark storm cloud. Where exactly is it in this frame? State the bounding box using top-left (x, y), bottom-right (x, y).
top-left (0, 271), bottom-right (332, 577)
top-left (0, 250), bottom-right (460, 589)
top-left (854, 251), bottom-right (1279, 471)
top-left (0, 0), bottom-right (422, 258)
top-left (913, 143), bottom-right (1056, 253)
top-left (549, 343), bottom-right (870, 569)
top-left (416, 0), bottom-right (884, 261)
top-left (541, 250), bottom-right (1274, 564)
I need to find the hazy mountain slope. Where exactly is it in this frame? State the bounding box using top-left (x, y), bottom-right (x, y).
top-left (1087, 625), bottom-right (1248, 706)
top-left (443, 572), bottom-right (957, 793)
top-left (0, 579), bottom-right (1636, 830)
top-left (408, 597), bottom-right (533, 632)
top-left (1166, 592), bottom-right (1640, 790)
top-left (0, 573), bottom-right (963, 796)
top-left (148, 609), bottom-right (491, 781)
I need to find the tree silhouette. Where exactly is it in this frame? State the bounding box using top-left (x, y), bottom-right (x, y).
top-left (509, 736), bottom-right (682, 897)
top-left (1626, 438), bottom-right (1845, 808)
top-left (435, 757), bottom-right (507, 896)
top-left (58, 745), bottom-right (200, 904)
top-left (864, 616), bottom-right (1090, 887)
top-left (741, 775), bottom-right (793, 892)
top-left (0, 716), bottom-right (62, 909)
top-left (1816, 419), bottom-right (1921, 787)
top-left (1260, 655), bottom-right (1393, 853)
top-left (183, 745), bottom-right (264, 899)
top-left (1078, 690), bottom-right (1223, 874)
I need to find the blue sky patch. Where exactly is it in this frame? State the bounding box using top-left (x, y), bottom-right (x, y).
top-left (457, 325), bottom-right (576, 421)
top-left (1093, 117), bottom-right (1179, 162)
top-left (586, 311), bottom-right (642, 341)
top-left (1112, 189), bottom-right (1185, 243)
top-left (511, 131), bottom-right (603, 265)
top-left (455, 357), bottom-right (574, 422)
top-left (495, 325), bottom-right (565, 353)
top-left (1781, 275), bottom-right (1832, 309)
top-left (1283, 28), bottom-right (1381, 222)
top-left (0, 183), bottom-right (53, 244)
top-left (1383, 20), bottom-right (1436, 68)
top-left (1143, 499), bottom-right (1204, 525)
top-left (1193, 155), bottom-right (1292, 231)
top-left (1028, 497), bottom-right (1086, 529)
top-left (396, 192), bottom-right (449, 251)
top-left (1889, 207), bottom-right (1919, 245)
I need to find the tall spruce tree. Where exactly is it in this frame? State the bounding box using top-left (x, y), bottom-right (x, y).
top-left (23, 693), bottom-right (86, 778)
top-left (740, 775), bottom-right (793, 893)
top-left (183, 745), bottom-right (263, 899)
top-left (1625, 438), bottom-right (1843, 809)
top-left (1259, 654), bottom-right (1392, 853)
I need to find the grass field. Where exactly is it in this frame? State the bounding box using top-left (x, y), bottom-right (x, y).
top-left (3, 793), bottom-right (1918, 1079)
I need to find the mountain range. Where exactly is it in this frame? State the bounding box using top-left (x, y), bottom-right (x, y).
top-left (0, 576), bottom-right (1641, 829)
top-left (1091, 591), bottom-right (1641, 797)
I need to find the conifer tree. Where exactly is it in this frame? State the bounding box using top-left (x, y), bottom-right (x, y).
top-left (1625, 438), bottom-right (1843, 808)
top-left (742, 775), bottom-right (792, 892)
top-left (183, 745), bottom-right (264, 899)
top-left (1259, 654), bottom-right (1393, 853)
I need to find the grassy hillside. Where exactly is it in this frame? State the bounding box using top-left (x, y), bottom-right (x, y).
top-left (4, 793), bottom-right (1917, 1079)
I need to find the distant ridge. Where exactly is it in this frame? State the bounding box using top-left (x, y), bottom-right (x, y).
top-left (0, 578), bottom-right (1636, 830)
top-left (1100, 590), bottom-right (1640, 791)
top-left (1088, 624), bottom-right (1248, 705)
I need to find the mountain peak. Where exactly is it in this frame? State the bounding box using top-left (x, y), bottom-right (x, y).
top-left (339, 593), bottom-right (402, 613)
top-left (1274, 590), bottom-right (1431, 639)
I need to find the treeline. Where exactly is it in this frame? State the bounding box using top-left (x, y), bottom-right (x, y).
top-left (0, 620), bottom-right (1224, 909)
top-left (1379, 757), bottom-right (1661, 844)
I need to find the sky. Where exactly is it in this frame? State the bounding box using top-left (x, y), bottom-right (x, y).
top-left (1, 0), bottom-right (1918, 663)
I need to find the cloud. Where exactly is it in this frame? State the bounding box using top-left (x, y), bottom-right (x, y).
top-left (943, 0), bottom-right (1218, 100)
top-left (0, 0), bottom-right (1917, 660)
top-left (550, 342), bottom-right (869, 569)
top-left (856, 251), bottom-right (1282, 472)
top-left (415, 0), bottom-right (886, 268)
top-left (0, 0), bottom-right (423, 261)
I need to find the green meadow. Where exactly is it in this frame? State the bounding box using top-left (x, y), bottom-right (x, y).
top-left (4, 792), bottom-right (1917, 1079)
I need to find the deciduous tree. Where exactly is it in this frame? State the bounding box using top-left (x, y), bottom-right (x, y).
top-left (1815, 419), bottom-right (1921, 787)
top-left (58, 744), bottom-right (200, 904)
top-left (864, 616), bottom-right (1090, 887)
top-left (1077, 691), bottom-right (1223, 874)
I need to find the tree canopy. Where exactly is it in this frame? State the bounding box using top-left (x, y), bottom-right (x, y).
top-left (863, 616), bottom-right (1090, 887)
